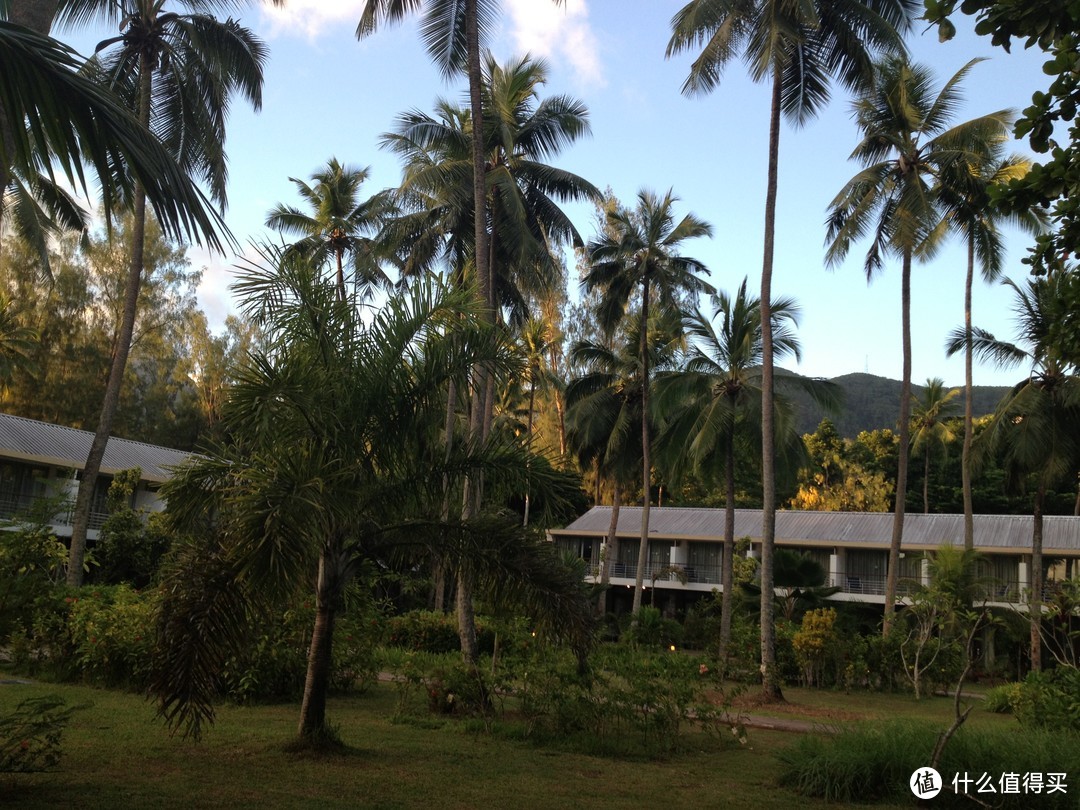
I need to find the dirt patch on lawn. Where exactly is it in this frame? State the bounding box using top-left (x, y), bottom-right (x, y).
top-left (729, 693), bottom-right (866, 724)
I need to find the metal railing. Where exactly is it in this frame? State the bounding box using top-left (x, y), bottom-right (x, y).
top-left (0, 494), bottom-right (109, 531)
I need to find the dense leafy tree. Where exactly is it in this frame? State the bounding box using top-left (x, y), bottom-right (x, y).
top-left (826, 55), bottom-right (1012, 633)
top-left (0, 220), bottom-right (207, 447)
top-left (926, 0), bottom-right (1080, 274)
top-left (583, 189), bottom-right (713, 616)
top-left (154, 251), bottom-right (592, 741)
top-left (667, 0), bottom-right (915, 700)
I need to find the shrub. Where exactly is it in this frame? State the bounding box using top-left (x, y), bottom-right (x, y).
top-left (983, 682), bottom-right (1021, 714)
top-left (778, 720), bottom-right (1080, 808)
top-left (0, 696), bottom-right (84, 774)
top-left (1010, 667), bottom-right (1080, 733)
top-left (385, 610), bottom-right (496, 655)
top-left (223, 596), bottom-right (384, 704)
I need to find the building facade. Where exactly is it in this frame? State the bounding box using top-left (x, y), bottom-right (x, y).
top-left (549, 506), bottom-right (1080, 613)
top-left (0, 412), bottom-right (190, 539)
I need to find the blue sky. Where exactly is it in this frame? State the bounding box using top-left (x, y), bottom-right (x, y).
top-left (57, 0), bottom-right (1053, 388)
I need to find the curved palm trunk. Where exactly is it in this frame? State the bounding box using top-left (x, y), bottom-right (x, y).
top-left (758, 67), bottom-right (782, 701)
top-left (67, 53), bottom-right (152, 586)
top-left (631, 280), bottom-right (651, 616)
top-left (719, 429), bottom-right (736, 674)
top-left (1030, 483), bottom-right (1044, 672)
top-left (883, 249), bottom-right (913, 634)
top-left (962, 237), bottom-right (975, 548)
top-left (298, 547), bottom-right (341, 737)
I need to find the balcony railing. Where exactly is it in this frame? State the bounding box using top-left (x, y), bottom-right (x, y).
top-left (0, 494), bottom-right (109, 531)
top-left (583, 556), bottom-right (1035, 604)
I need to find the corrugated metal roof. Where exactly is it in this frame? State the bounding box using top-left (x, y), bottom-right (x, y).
top-left (0, 412), bottom-right (190, 483)
top-left (551, 506), bottom-right (1080, 553)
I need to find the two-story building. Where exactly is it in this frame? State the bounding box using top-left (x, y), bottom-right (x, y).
top-left (0, 412), bottom-right (190, 540)
top-left (549, 506), bottom-right (1080, 614)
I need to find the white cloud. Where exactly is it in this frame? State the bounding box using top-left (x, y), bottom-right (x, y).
top-left (258, 0), bottom-right (368, 41)
top-left (502, 0), bottom-right (604, 87)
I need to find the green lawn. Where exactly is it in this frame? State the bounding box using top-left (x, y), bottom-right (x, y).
top-left (0, 679), bottom-right (930, 810)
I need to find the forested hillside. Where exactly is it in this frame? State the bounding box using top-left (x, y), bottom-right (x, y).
top-left (786, 371), bottom-right (1010, 436)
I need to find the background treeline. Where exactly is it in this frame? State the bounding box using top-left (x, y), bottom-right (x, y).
top-left (0, 215), bottom-right (260, 451)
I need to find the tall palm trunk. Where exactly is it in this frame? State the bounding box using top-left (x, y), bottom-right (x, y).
top-left (961, 236), bottom-right (975, 548)
top-left (599, 481), bottom-right (621, 616)
top-left (334, 247), bottom-right (346, 301)
top-left (1030, 483), bottom-right (1044, 672)
top-left (67, 53), bottom-right (152, 586)
top-left (883, 249), bottom-right (913, 634)
top-left (455, 0), bottom-right (492, 666)
top-left (923, 451), bottom-right (931, 514)
top-left (298, 547), bottom-right (339, 737)
top-left (758, 67), bottom-right (782, 701)
top-left (631, 279), bottom-right (651, 616)
top-left (523, 370), bottom-right (536, 527)
top-left (719, 427), bottom-right (736, 673)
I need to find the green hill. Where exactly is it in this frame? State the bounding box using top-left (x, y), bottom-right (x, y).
top-left (785, 371), bottom-right (1011, 437)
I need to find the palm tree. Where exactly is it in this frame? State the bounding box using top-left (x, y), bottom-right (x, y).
top-left (565, 310), bottom-right (682, 607)
top-left (382, 54), bottom-right (599, 320)
top-left (153, 251), bottom-right (594, 742)
top-left (381, 55), bottom-right (596, 660)
top-left (0, 19), bottom-right (226, 248)
top-left (910, 378), bottom-right (959, 514)
top-left (666, 0), bottom-right (915, 701)
top-left (266, 158), bottom-right (397, 303)
top-left (936, 141), bottom-right (1039, 548)
top-left (654, 279), bottom-right (838, 667)
top-left (359, 0), bottom-right (567, 320)
top-left (825, 55), bottom-right (1011, 634)
top-left (583, 188), bottom-right (713, 616)
top-left (3, 167), bottom-right (90, 275)
top-left (60, 0), bottom-right (270, 586)
top-left (948, 272), bottom-right (1080, 671)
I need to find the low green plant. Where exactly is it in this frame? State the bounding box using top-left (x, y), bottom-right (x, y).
top-left (982, 682), bottom-right (1021, 714)
top-left (1010, 667), bottom-right (1080, 733)
top-left (0, 695), bottom-right (84, 774)
top-left (778, 719), bottom-right (1080, 808)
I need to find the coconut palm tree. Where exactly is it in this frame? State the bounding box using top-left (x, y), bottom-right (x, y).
top-left (60, 0), bottom-right (269, 586)
top-left (0, 19), bottom-right (226, 248)
top-left (582, 188), bottom-right (713, 616)
top-left (382, 53), bottom-right (599, 322)
top-left (2, 168), bottom-right (90, 275)
top-left (936, 141), bottom-right (1040, 547)
top-left (381, 55), bottom-right (596, 659)
top-left (565, 310), bottom-right (682, 606)
top-left (948, 272), bottom-right (1080, 671)
top-left (910, 378), bottom-right (959, 514)
top-left (825, 55), bottom-right (1012, 633)
top-left (666, 0), bottom-right (915, 701)
top-left (654, 279), bottom-right (838, 667)
top-left (153, 249), bottom-right (594, 742)
top-left (266, 158), bottom-right (397, 303)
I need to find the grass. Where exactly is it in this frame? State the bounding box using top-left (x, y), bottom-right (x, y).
top-left (733, 685), bottom-right (1017, 731)
top-left (0, 678), bottom-right (922, 810)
